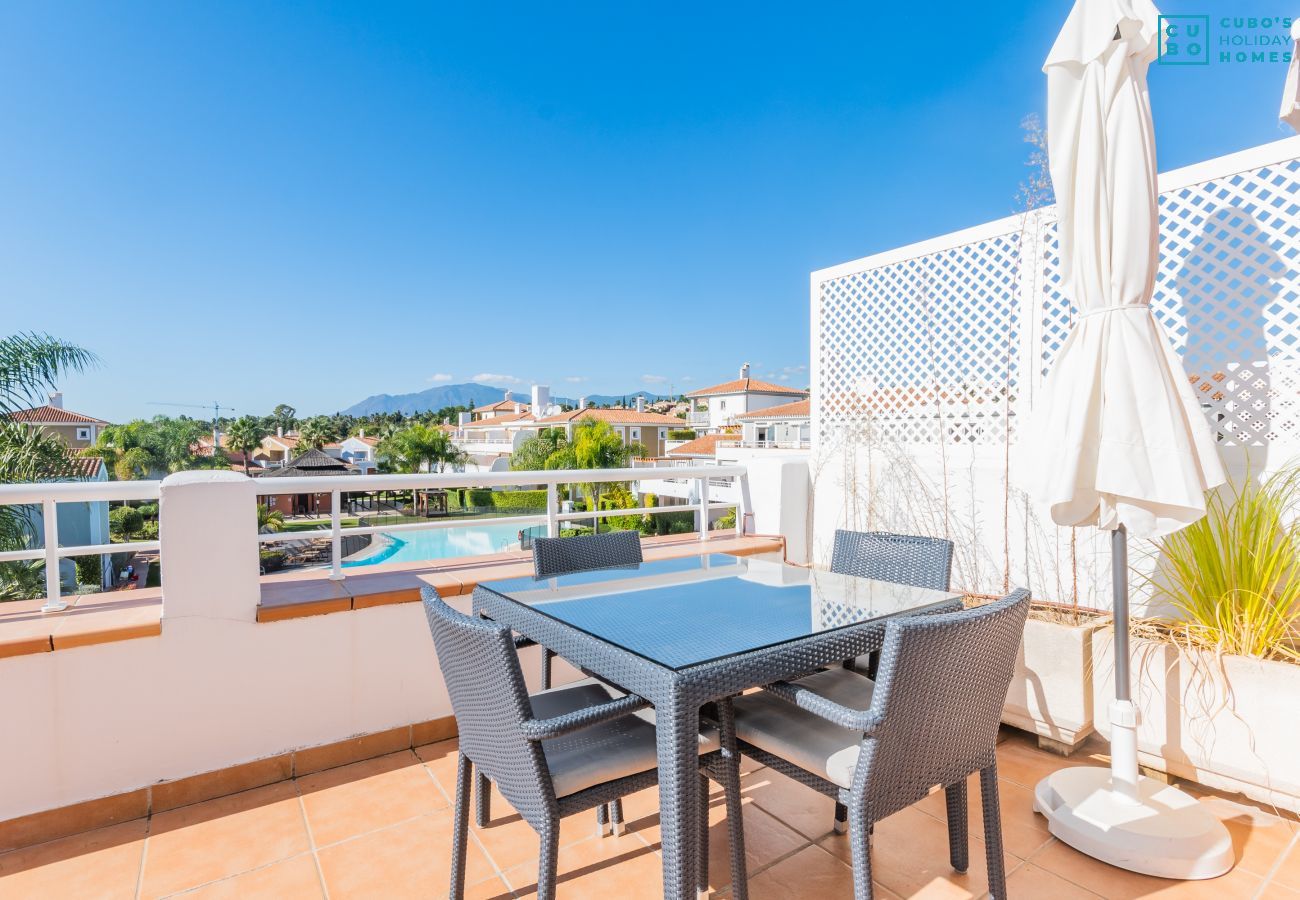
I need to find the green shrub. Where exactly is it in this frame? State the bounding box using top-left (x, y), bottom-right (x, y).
top-left (259, 550), bottom-right (286, 574)
top-left (667, 429), bottom-right (697, 441)
top-left (145, 562), bottom-right (161, 588)
top-left (109, 506), bottom-right (144, 539)
top-left (668, 519), bottom-right (693, 535)
top-left (713, 509), bottom-right (737, 531)
top-left (137, 502), bottom-right (159, 520)
top-left (74, 555), bottom-right (103, 588)
top-left (446, 489), bottom-right (548, 513)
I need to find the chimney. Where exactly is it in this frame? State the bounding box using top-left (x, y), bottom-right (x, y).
top-left (578, 396), bottom-right (587, 410)
top-left (514, 402), bottom-right (522, 415)
top-left (359, 428), bottom-right (365, 438)
top-left (277, 425), bottom-right (284, 438)
top-left (635, 395), bottom-right (646, 413)
top-left (48, 391), bottom-right (63, 409)
top-left (458, 411), bottom-right (471, 427)
top-left (531, 384), bottom-right (550, 415)
top-left (504, 390), bottom-right (512, 403)
top-left (739, 362), bottom-right (750, 379)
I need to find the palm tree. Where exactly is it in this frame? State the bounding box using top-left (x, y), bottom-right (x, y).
top-left (296, 416), bottom-right (339, 450)
top-left (510, 427), bottom-right (568, 471)
top-left (544, 419), bottom-right (641, 525)
top-left (225, 416), bottom-right (265, 475)
top-left (378, 423), bottom-right (465, 474)
top-left (257, 505), bottom-right (285, 533)
top-left (0, 332), bottom-right (99, 598)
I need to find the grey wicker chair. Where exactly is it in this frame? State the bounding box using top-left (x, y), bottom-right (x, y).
top-left (731, 588), bottom-right (1031, 900)
top-left (524, 529), bottom-right (645, 833)
top-left (423, 588), bottom-right (748, 900)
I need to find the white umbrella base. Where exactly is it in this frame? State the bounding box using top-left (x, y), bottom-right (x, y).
top-left (1034, 766), bottom-right (1234, 880)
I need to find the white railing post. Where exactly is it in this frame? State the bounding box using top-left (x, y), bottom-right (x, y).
top-left (41, 497), bottom-right (66, 613)
top-left (735, 471), bottom-right (748, 537)
top-left (329, 490), bottom-right (343, 581)
top-left (697, 476), bottom-right (710, 542)
top-left (545, 483), bottom-right (558, 538)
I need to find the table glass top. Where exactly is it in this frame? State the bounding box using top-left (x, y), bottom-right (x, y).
top-left (478, 554), bottom-right (961, 670)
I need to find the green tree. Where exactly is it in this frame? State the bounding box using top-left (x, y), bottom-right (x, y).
top-left (225, 416), bottom-right (265, 475)
top-left (109, 505), bottom-right (144, 540)
top-left (0, 332), bottom-right (98, 598)
top-left (510, 428), bottom-right (569, 472)
top-left (378, 423), bottom-right (466, 473)
top-left (296, 416), bottom-right (341, 450)
top-left (257, 505), bottom-right (285, 533)
top-left (271, 404), bottom-right (297, 434)
top-left (91, 417), bottom-right (212, 479)
top-left (545, 420), bottom-right (643, 520)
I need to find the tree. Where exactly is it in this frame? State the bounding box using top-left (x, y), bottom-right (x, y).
top-left (257, 505), bottom-right (285, 533)
top-left (378, 423), bottom-right (466, 473)
top-left (510, 428), bottom-right (569, 472)
top-left (91, 417), bottom-right (212, 479)
top-left (0, 332), bottom-right (98, 598)
top-left (544, 419), bottom-right (643, 521)
top-left (271, 404), bottom-right (297, 434)
top-left (225, 416), bottom-right (265, 475)
top-left (296, 416), bottom-right (342, 450)
top-left (108, 505), bottom-right (144, 540)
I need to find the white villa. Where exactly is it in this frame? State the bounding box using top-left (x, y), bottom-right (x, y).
top-left (684, 364), bottom-right (808, 431)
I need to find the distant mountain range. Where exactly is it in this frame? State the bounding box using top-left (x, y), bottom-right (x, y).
top-left (341, 383), bottom-right (668, 417)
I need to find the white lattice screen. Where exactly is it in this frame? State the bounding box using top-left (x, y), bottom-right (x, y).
top-left (811, 138), bottom-right (1300, 603)
top-left (816, 144), bottom-right (1300, 450)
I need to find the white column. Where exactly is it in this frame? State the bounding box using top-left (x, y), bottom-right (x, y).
top-left (159, 471), bottom-right (260, 622)
top-left (40, 498), bottom-right (66, 613)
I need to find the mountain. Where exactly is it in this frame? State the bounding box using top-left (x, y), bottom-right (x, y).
top-left (341, 383), bottom-right (670, 416)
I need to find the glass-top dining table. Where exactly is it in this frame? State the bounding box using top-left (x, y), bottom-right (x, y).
top-left (473, 552), bottom-right (963, 899)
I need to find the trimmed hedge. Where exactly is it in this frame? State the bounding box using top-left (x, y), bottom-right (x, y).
top-left (446, 489), bottom-right (548, 513)
top-left (667, 429), bottom-right (697, 440)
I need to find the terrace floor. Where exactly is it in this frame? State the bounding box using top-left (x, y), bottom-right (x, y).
top-left (0, 730), bottom-right (1295, 899)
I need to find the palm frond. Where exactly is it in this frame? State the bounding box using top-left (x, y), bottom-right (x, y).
top-left (0, 332), bottom-right (99, 415)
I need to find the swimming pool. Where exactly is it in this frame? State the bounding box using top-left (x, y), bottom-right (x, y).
top-left (342, 521), bottom-right (526, 568)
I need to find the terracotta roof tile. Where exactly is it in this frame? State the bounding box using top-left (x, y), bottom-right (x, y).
top-left (532, 408), bottom-right (685, 426)
top-left (9, 405), bottom-right (109, 425)
top-left (735, 398), bottom-right (811, 420)
top-left (60, 453), bottom-right (105, 478)
top-left (684, 378), bottom-right (807, 399)
top-left (666, 434), bottom-right (732, 457)
top-left (473, 399), bottom-right (531, 413)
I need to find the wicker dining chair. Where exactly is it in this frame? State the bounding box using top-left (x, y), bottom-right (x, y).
top-left (730, 588), bottom-right (1030, 900)
top-left (423, 588), bottom-right (747, 900)
top-left (523, 529), bottom-right (646, 833)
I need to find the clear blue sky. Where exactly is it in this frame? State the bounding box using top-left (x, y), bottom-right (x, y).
top-left (1, 1), bottom-right (1294, 421)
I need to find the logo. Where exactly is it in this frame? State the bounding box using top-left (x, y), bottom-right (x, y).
top-left (1159, 15), bottom-right (1294, 66)
top-left (1159, 15), bottom-right (1209, 65)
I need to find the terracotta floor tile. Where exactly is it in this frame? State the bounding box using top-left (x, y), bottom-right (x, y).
top-left (176, 853), bottom-right (324, 899)
top-left (140, 781), bottom-right (311, 899)
top-left (1028, 838), bottom-right (1265, 899)
top-left (504, 832), bottom-right (663, 898)
top-left (465, 783), bottom-right (602, 872)
top-left (696, 794), bottom-right (809, 891)
top-left (1262, 882), bottom-right (1300, 898)
top-left (1215, 801), bottom-right (1298, 878)
top-left (912, 775), bottom-right (1053, 860)
top-left (299, 750), bottom-right (447, 847)
top-left (819, 804), bottom-right (1014, 899)
top-left (1271, 832), bottom-right (1300, 891)
top-left (416, 738), bottom-right (463, 794)
top-left (747, 844), bottom-right (897, 899)
top-left (1006, 861), bottom-right (1103, 898)
top-left (0, 820), bottom-right (146, 900)
top-left (316, 809), bottom-right (498, 899)
top-left (740, 766), bottom-right (838, 841)
top-left (992, 732), bottom-right (1086, 791)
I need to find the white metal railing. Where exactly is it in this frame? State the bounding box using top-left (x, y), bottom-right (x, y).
top-left (687, 412), bottom-right (710, 426)
top-left (717, 439), bottom-right (811, 450)
top-left (0, 480), bottom-right (162, 613)
top-left (252, 465), bottom-right (749, 580)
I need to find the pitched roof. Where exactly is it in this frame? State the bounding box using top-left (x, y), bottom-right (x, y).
top-left (735, 398), bottom-right (811, 421)
top-left (684, 378), bottom-right (808, 399)
top-left (666, 434), bottom-right (733, 457)
top-left (461, 411), bottom-right (533, 428)
top-left (531, 408), bottom-right (685, 426)
top-left (474, 399), bottom-right (531, 413)
top-left (9, 404), bottom-right (109, 425)
top-left (261, 434), bottom-right (300, 449)
top-left (60, 453), bottom-right (105, 478)
top-left (259, 448), bottom-right (356, 477)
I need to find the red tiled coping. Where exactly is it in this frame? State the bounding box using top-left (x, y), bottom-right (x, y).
top-left (257, 532), bottom-right (786, 623)
top-left (0, 589), bottom-right (163, 660)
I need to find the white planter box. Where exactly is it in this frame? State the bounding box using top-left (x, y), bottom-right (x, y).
top-left (1002, 617), bottom-right (1100, 751)
top-left (1092, 632), bottom-right (1300, 814)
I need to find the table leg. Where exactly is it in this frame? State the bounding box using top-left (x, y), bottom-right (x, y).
top-left (655, 694), bottom-right (700, 899)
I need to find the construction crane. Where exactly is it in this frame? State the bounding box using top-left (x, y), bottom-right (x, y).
top-left (147, 401), bottom-right (236, 450)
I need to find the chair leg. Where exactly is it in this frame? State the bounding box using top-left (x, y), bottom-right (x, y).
top-left (596, 801), bottom-right (608, 837)
top-left (610, 798), bottom-right (624, 835)
top-left (540, 649), bottom-right (553, 690)
top-left (718, 698), bottom-right (749, 900)
top-left (846, 802), bottom-right (874, 900)
top-left (980, 763), bottom-right (1008, 900)
top-left (537, 819), bottom-right (560, 900)
top-left (834, 802), bottom-right (848, 834)
top-left (944, 781), bottom-right (969, 873)
top-left (450, 753), bottom-right (472, 900)
top-left (697, 773), bottom-right (710, 893)
top-left (474, 771), bottom-right (491, 827)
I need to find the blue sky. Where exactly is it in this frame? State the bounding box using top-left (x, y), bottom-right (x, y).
top-left (1, 1), bottom-right (1295, 421)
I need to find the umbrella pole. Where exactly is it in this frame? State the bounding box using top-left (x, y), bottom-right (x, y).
top-left (1109, 524), bottom-right (1141, 803)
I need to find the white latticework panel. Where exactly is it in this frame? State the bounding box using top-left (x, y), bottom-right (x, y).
top-left (817, 232), bottom-right (1022, 446)
top-left (819, 155), bottom-right (1300, 449)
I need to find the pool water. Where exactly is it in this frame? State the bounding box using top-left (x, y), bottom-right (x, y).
top-left (342, 521), bottom-right (525, 568)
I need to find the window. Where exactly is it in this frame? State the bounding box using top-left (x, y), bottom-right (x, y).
top-left (630, 429), bottom-right (639, 439)
top-left (720, 400), bottom-right (727, 411)
top-left (76, 427), bottom-right (91, 441)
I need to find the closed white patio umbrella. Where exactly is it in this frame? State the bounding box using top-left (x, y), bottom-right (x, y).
top-left (1018, 0), bottom-right (1233, 879)
top-left (1281, 20), bottom-right (1300, 132)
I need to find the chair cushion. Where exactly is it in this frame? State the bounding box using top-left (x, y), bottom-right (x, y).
top-left (732, 668), bottom-right (875, 789)
top-left (531, 678), bottom-right (720, 799)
